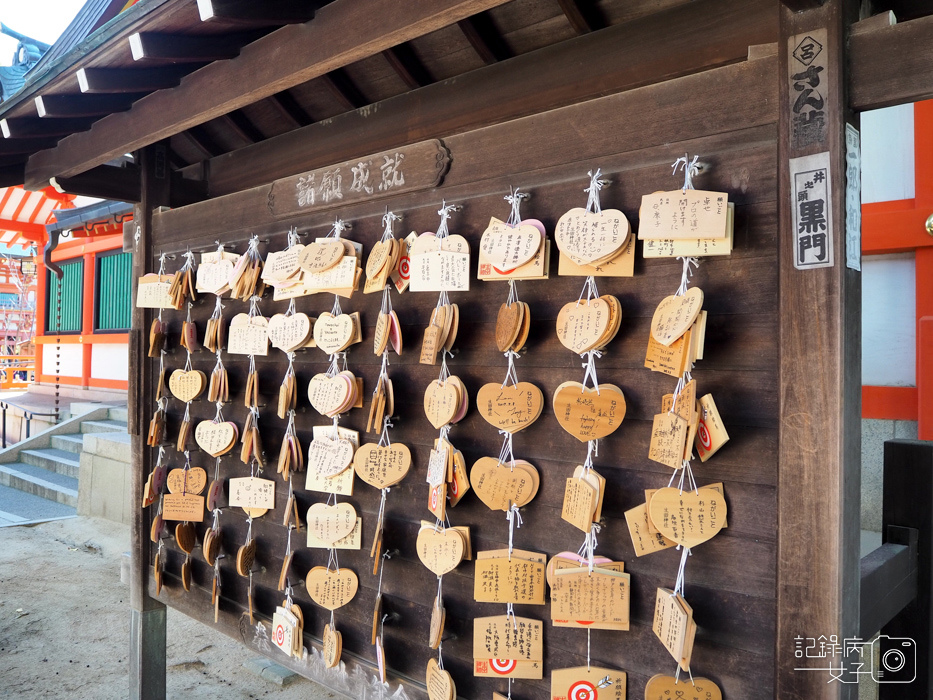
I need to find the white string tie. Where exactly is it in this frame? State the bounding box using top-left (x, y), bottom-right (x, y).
top-left (286, 226), bottom-right (299, 250)
top-left (673, 546), bottom-right (692, 597)
top-left (504, 187), bottom-right (529, 227)
top-left (676, 256), bottom-right (700, 296)
top-left (381, 209), bottom-right (400, 242)
top-left (581, 350), bottom-right (602, 392)
top-left (584, 169), bottom-right (607, 215)
top-left (672, 154), bottom-right (700, 192)
top-left (327, 218), bottom-right (349, 239)
top-left (435, 201), bottom-right (461, 243)
top-left (497, 430), bottom-right (515, 471)
top-left (506, 503), bottom-right (522, 560)
top-left (502, 350), bottom-right (520, 388)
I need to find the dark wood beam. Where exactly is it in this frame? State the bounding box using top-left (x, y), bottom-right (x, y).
top-left (321, 69), bottom-right (367, 111)
top-left (382, 44), bottom-right (433, 89)
top-left (1, 117), bottom-right (93, 139)
top-left (170, 172), bottom-right (209, 207)
top-left (860, 527), bottom-right (918, 637)
top-left (184, 126), bottom-right (223, 159)
top-left (0, 136), bottom-right (57, 155)
top-left (167, 146), bottom-right (189, 169)
top-left (457, 13), bottom-right (512, 63)
top-left (76, 66), bottom-right (194, 94)
top-left (782, 0), bottom-right (827, 9)
top-left (197, 0), bottom-right (319, 24)
top-left (154, 57), bottom-right (777, 241)
top-left (0, 163), bottom-right (25, 187)
top-left (850, 13), bottom-right (933, 110)
top-left (25, 0), bottom-right (513, 188)
top-left (35, 93), bottom-right (144, 118)
top-left (128, 32), bottom-right (252, 62)
top-left (556, 0), bottom-right (605, 33)
top-left (50, 163), bottom-right (141, 202)
top-left (222, 110), bottom-right (265, 144)
top-left (187, 0), bottom-right (779, 196)
top-left (268, 91), bottom-right (312, 128)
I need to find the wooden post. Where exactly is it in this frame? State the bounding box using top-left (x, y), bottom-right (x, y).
top-left (777, 1), bottom-right (862, 698)
top-left (881, 440), bottom-right (933, 697)
top-left (129, 143), bottom-right (170, 700)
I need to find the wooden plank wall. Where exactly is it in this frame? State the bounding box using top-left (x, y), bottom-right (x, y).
top-left (145, 56), bottom-right (780, 699)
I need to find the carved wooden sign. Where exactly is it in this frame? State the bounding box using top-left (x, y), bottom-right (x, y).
top-left (268, 139), bottom-right (451, 218)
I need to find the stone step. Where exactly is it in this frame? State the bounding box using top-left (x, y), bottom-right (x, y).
top-left (0, 462), bottom-right (78, 506)
top-left (82, 431), bottom-right (131, 463)
top-left (108, 406), bottom-right (128, 422)
top-left (50, 434), bottom-right (85, 454)
top-left (0, 484), bottom-right (75, 526)
top-left (80, 419), bottom-right (128, 435)
top-left (20, 448), bottom-right (81, 479)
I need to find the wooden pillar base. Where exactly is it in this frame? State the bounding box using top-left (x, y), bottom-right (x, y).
top-left (129, 606), bottom-right (167, 700)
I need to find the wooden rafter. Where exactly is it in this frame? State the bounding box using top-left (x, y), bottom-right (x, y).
top-left (457, 13), bottom-right (512, 63)
top-left (24, 0), bottom-right (514, 189)
top-left (267, 91), bottom-right (312, 128)
top-left (556, 0), bottom-right (604, 33)
top-left (321, 69), bottom-right (368, 111)
top-left (222, 110), bottom-right (265, 144)
top-left (2, 117), bottom-right (93, 139)
top-left (382, 44), bottom-right (433, 89)
top-left (129, 32), bottom-right (252, 62)
top-left (190, 0), bottom-right (778, 197)
top-left (35, 93), bottom-right (144, 119)
top-left (76, 66), bottom-right (193, 94)
top-left (197, 0), bottom-right (319, 25)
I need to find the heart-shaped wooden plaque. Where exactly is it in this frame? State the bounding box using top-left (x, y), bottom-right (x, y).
top-left (470, 457), bottom-right (539, 511)
top-left (650, 287), bottom-right (704, 347)
top-left (307, 436), bottom-right (355, 478)
top-left (552, 382), bottom-right (626, 442)
top-left (194, 420), bottom-right (237, 456)
top-left (313, 313), bottom-right (355, 355)
top-left (416, 525), bottom-right (465, 576)
top-left (480, 218), bottom-right (543, 271)
top-left (476, 381), bottom-right (543, 433)
top-left (168, 369), bottom-right (206, 402)
top-left (648, 486), bottom-right (727, 548)
top-left (555, 207), bottom-right (629, 264)
top-left (166, 467), bottom-right (207, 495)
top-left (268, 312), bottom-right (312, 352)
top-left (644, 674), bottom-right (722, 700)
top-left (306, 566), bottom-right (359, 610)
top-left (353, 443), bottom-right (412, 489)
top-left (307, 502), bottom-right (358, 546)
top-left (426, 657), bottom-right (456, 700)
top-left (556, 298), bottom-right (612, 354)
top-left (424, 380), bottom-right (460, 429)
top-left (307, 373), bottom-right (353, 417)
top-left (298, 240), bottom-right (344, 274)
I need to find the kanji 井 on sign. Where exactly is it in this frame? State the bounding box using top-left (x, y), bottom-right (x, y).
top-left (789, 151), bottom-right (834, 270)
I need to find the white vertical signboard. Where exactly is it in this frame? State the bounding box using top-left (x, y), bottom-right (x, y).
top-left (790, 151), bottom-right (834, 270)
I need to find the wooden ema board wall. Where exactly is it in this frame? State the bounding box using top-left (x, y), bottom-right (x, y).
top-left (143, 73), bottom-right (778, 699)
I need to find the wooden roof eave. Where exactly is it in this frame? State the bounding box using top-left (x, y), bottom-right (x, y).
top-left (22, 0), bottom-right (515, 191)
top-left (0, 0), bottom-right (174, 122)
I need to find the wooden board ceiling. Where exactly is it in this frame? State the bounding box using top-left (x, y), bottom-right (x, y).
top-left (0, 0), bottom-right (707, 190)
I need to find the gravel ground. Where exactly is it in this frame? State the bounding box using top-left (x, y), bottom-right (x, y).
top-left (0, 516), bottom-right (338, 699)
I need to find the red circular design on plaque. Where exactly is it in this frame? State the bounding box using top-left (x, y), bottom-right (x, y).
top-left (698, 422), bottom-right (712, 449)
top-left (568, 680), bottom-right (597, 700)
top-left (490, 658), bottom-right (516, 675)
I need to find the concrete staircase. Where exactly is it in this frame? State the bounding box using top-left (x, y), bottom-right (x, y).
top-left (0, 405), bottom-right (128, 526)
